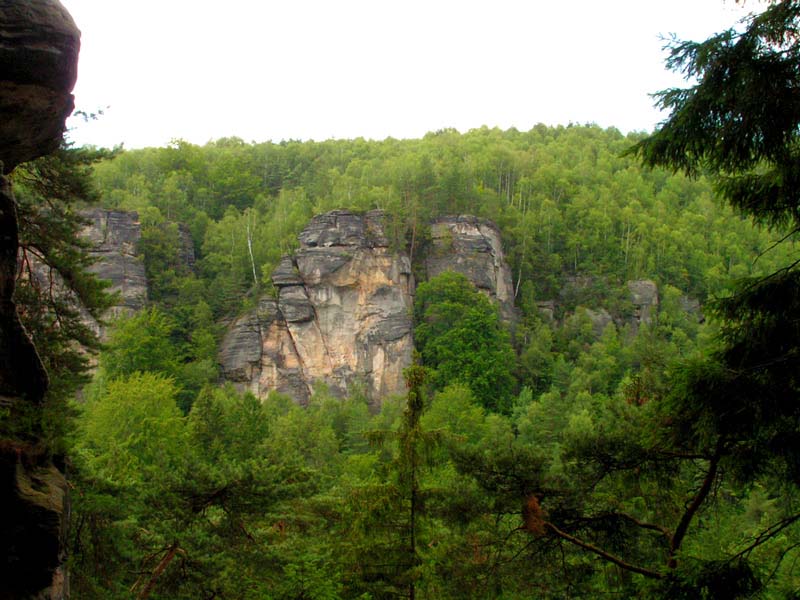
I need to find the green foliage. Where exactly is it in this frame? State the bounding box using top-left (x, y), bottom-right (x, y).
top-left (77, 372), bottom-right (187, 483)
top-left (414, 272), bottom-right (517, 413)
top-left (62, 55), bottom-right (800, 595)
top-left (9, 144), bottom-right (115, 452)
top-left (97, 307), bottom-right (216, 412)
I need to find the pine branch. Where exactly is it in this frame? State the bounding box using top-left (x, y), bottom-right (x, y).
top-left (544, 522), bottom-right (663, 580)
top-left (733, 512), bottom-right (800, 560)
top-left (668, 449), bottom-right (721, 568)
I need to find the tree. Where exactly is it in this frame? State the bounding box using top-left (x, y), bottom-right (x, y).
top-left (340, 366), bottom-right (444, 599)
top-left (98, 307), bottom-right (181, 381)
top-left (631, 0), bottom-right (800, 507)
top-left (414, 272), bottom-right (516, 413)
top-left (485, 2), bottom-right (800, 594)
top-left (10, 143), bottom-right (115, 450)
top-left (77, 372), bottom-right (187, 484)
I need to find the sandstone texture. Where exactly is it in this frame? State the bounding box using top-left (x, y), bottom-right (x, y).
top-left (0, 2), bottom-right (79, 598)
top-left (221, 210), bottom-right (415, 407)
top-left (426, 215), bottom-right (516, 320)
top-left (0, 0), bottom-right (79, 172)
top-left (81, 208), bottom-right (147, 321)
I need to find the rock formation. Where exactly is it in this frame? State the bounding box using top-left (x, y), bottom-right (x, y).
top-left (0, 1), bottom-right (80, 598)
top-left (627, 279), bottom-right (659, 329)
top-left (426, 215), bottom-right (516, 320)
top-left (81, 209), bottom-right (147, 329)
top-left (221, 210), bottom-right (415, 407)
top-left (0, 1), bottom-right (79, 172)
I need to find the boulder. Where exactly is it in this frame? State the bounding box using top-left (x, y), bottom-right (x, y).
top-left (0, 0), bottom-right (80, 172)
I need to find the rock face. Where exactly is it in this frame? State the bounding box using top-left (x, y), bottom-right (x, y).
top-left (627, 279), bottom-right (659, 328)
top-left (220, 210), bottom-right (415, 407)
top-left (584, 307), bottom-right (614, 336)
top-left (0, 2), bottom-right (80, 598)
top-left (81, 209), bottom-right (147, 323)
top-left (0, 0), bottom-right (79, 171)
top-left (426, 215), bottom-right (516, 320)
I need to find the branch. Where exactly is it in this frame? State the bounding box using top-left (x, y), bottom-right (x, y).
top-left (596, 512), bottom-right (672, 543)
top-left (668, 450), bottom-right (721, 568)
top-left (732, 512), bottom-right (800, 561)
top-left (131, 541), bottom-right (182, 600)
top-left (753, 225), bottom-right (800, 266)
top-left (544, 522), bottom-right (663, 580)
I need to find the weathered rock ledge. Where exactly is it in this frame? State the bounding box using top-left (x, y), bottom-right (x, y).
top-left (221, 210), bottom-right (415, 407)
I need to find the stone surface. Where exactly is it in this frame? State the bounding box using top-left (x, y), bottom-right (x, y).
top-left (679, 295), bottom-right (705, 323)
top-left (627, 279), bottom-right (659, 327)
top-left (220, 210), bottom-right (415, 407)
top-left (80, 209), bottom-right (147, 334)
top-left (0, 1), bottom-right (80, 172)
top-left (0, 2), bottom-right (80, 598)
top-left (426, 215), bottom-right (516, 320)
top-left (584, 307), bottom-right (614, 337)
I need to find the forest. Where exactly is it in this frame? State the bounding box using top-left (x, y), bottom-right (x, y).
top-left (8, 2), bottom-right (800, 598)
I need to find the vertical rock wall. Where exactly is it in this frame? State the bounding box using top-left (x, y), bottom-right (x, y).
top-left (80, 209), bottom-right (147, 332)
top-left (221, 210), bottom-right (415, 407)
top-left (220, 211), bottom-right (518, 407)
top-left (0, 2), bottom-right (80, 598)
top-left (426, 215), bottom-right (516, 320)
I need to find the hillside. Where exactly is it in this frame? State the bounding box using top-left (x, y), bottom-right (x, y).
top-left (48, 125), bottom-right (800, 598)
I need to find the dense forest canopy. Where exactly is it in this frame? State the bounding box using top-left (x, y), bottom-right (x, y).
top-left (15, 2), bottom-right (800, 597)
top-left (52, 119), bottom-right (798, 598)
top-left (91, 124), bottom-right (793, 318)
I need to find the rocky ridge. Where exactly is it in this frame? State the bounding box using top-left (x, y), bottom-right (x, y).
top-left (219, 211), bottom-right (519, 405)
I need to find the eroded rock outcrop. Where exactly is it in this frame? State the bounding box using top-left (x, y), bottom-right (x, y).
top-left (0, 2), bottom-right (80, 598)
top-left (221, 210), bottom-right (415, 407)
top-left (82, 209), bottom-right (147, 323)
top-left (0, 0), bottom-right (79, 172)
top-left (627, 279), bottom-right (659, 329)
top-left (426, 215), bottom-right (516, 320)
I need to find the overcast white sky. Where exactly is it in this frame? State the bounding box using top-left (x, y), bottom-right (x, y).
top-left (59, 0), bottom-right (756, 149)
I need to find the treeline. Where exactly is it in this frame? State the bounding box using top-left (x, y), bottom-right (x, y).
top-left (57, 123), bottom-right (800, 598)
top-left (91, 125), bottom-right (794, 317)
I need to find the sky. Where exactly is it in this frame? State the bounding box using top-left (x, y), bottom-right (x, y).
top-left (59, 0), bottom-right (756, 149)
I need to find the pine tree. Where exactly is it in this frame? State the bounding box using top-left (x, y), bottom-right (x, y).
top-left (343, 365), bottom-right (441, 599)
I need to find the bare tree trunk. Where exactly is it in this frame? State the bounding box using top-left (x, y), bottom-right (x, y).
top-left (246, 212), bottom-right (258, 288)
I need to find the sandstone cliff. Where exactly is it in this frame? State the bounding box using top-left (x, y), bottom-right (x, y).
top-left (426, 215), bottom-right (516, 320)
top-left (0, 2), bottom-right (79, 598)
top-left (80, 209), bottom-right (147, 335)
top-left (221, 210), bottom-right (415, 407)
top-left (221, 211), bottom-right (518, 406)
